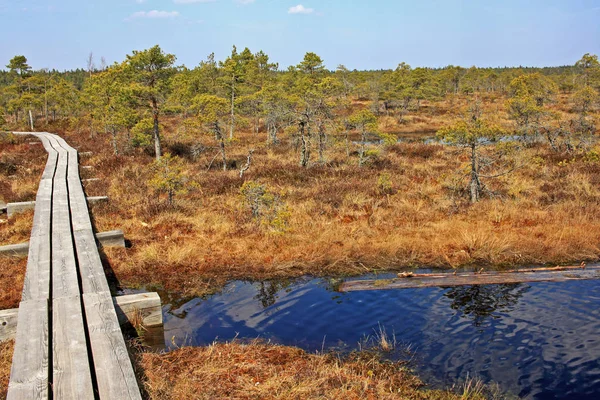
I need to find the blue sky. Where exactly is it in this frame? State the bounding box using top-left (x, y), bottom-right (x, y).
top-left (1, 0), bottom-right (599, 71)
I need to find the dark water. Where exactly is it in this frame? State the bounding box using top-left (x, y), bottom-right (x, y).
top-left (162, 275), bottom-right (600, 399)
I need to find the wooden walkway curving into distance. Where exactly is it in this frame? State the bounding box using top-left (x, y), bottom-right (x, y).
top-left (7, 132), bottom-right (141, 399)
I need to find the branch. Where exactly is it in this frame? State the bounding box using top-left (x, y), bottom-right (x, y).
top-left (239, 149), bottom-right (255, 179)
top-left (206, 151), bottom-right (221, 171)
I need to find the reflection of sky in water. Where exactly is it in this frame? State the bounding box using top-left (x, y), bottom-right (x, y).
top-left (163, 278), bottom-right (600, 399)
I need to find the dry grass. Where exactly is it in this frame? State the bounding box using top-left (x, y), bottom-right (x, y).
top-left (1, 95), bottom-right (599, 303)
top-left (79, 137), bottom-right (600, 299)
top-left (0, 94), bottom-right (588, 300)
top-left (139, 341), bottom-right (476, 400)
top-left (0, 258), bottom-right (26, 309)
top-left (0, 341), bottom-right (14, 399)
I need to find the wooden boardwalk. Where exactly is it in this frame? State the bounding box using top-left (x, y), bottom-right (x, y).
top-left (7, 132), bottom-right (141, 399)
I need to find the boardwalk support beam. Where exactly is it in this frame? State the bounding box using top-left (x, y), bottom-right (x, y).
top-left (0, 230), bottom-right (126, 256)
top-left (7, 196), bottom-right (108, 218)
top-left (0, 292), bottom-right (164, 348)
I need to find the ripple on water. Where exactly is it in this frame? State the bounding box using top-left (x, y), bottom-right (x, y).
top-left (163, 278), bottom-right (600, 399)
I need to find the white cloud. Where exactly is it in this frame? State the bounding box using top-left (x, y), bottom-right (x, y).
top-left (288, 4), bottom-right (313, 14)
top-left (127, 10), bottom-right (180, 20)
top-left (173, 0), bottom-right (216, 4)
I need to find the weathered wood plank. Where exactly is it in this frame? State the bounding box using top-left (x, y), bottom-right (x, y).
top-left (9, 132), bottom-right (142, 400)
top-left (1, 231), bottom-right (128, 258)
top-left (87, 195), bottom-right (109, 204)
top-left (0, 308), bottom-right (19, 343)
top-left (0, 243), bottom-right (30, 256)
top-left (6, 299), bottom-right (49, 400)
top-left (51, 194), bottom-right (80, 298)
top-left (6, 201), bottom-right (36, 218)
top-left (51, 140), bottom-right (81, 298)
top-left (113, 292), bottom-right (164, 350)
top-left (2, 292), bottom-right (163, 346)
top-left (84, 292), bottom-right (143, 400)
top-left (67, 177), bottom-right (94, 232)
top-left (7, 196), bottom-right (108, 218)
top-left (74, 229), bottom-right (111, 294)
top-left (95, 230), bottom-right (126, 248)
top-left (339, 266), bottom-right (600, 292)
top-left (52, 296), bottom-right (95, 399)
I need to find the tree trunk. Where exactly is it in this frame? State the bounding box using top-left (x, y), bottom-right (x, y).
top-left (44, 84), bottom-right (48, 123)
top-left (345, 130), bottom-right (350, 158)
top-left (358, 127), bottom-right (367, 168)
top-left (469, 144), bottom-right (480, 203)
top-left (318, 121), bottom-right (326, 163)
top-left (111, 127), bottom-right (119, 155)
top-left (152, 99), bottom-right (162, 160)
top-left (215, 122), bottom-right (227, 171)
top-left (268, 123), bottom-right (278, 145)
top-left (229, 74), bottom-right (235, 139)
top-left (28, 110), bottom-right (34, 130)
top-left (299, 121), bottom-right (310, 168)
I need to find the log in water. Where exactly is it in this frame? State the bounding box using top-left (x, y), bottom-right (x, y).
top-left (340, 265), bottom-right (600, 292)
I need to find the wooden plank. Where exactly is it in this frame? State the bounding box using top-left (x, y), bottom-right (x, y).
top-left (113, 293), bottom-right (163, 328)
top-left (339, 266), bottom-right (600, 292)
top-left (0, 243), bottom-right (30, 256)
top-left (0, 293), bottom-right (165, 350)
top-left (7, 196), bottom-right (108, 218)
top-left (88, 196), bottom-right (109, 204)
top-left (74, 229), bottom-right (111, 294)
top-left (95, 230), bottom-right (126, 248)
top-left (2, 293), bottom-right (163, 349)
top-left (52, 296), bottom-right (95, 399)
top-left (2, 231), bottom-right (128, 258)
top-left (0, 308), bottom-right (18, 343)
top-left (51, 142), bottom-right (80, 298)
top-left (6, 299), bottom-right (49, 400)
top-left (113, 293), bottom-right (164, 350)
top-left (29, 179), bottom-right (53, 239)
top-left (6, 201), bottom-right (36, 218)
top-left (83, 292), bottom-right (143, 400)
top-left (51, 192), bottom-right (80, 298)
top-left (67, 178), bottom-right (94, 232)
top-left (66, 148), bottom-right (80, 181)
top-left (35, 135), bottom-right (59, 181)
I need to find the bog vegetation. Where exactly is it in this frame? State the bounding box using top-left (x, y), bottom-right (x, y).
top-left (1, 47), bottom-right (599, 300)
top-left (1, 46), bottom-right (599, 400)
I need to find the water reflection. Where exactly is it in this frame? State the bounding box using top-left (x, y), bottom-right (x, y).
top-left (254, 280), bottom-right (293, 308)
top-left (444, 284), bottom-right (528, 327)
top-left (162, 277), bottom-right (600, 399)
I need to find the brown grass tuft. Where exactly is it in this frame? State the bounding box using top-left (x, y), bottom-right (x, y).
top-left (139, 341), bottom-right (470, 400)
top-left (0, 341), bottom-right (14, 399)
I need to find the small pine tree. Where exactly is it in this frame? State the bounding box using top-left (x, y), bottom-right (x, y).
top-left (149, 153), bottom-right (188, 206)
top-left (240, 181), bottom-right (290, 232)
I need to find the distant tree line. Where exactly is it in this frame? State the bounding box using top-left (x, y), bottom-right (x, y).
top-left (0, 47), bottom-right (598, 175)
